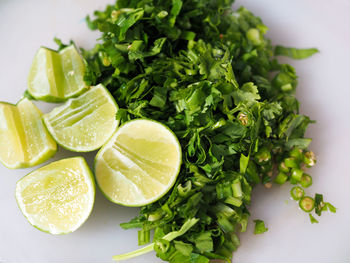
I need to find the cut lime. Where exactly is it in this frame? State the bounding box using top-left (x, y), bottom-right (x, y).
top-left (15, 157), bottom-right (95, 235)
top-left (43, 84), bottom-right (119, 152)
top-left (27, 45), bottom-right (86, 102)
top-left (0, 98), bottom-right (57, 169)
top-left (95, 119), bottom-right (182, 207)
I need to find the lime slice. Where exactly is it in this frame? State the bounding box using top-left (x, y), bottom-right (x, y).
top-left (95, 119), bottom-right (182, 207)
top-left (15, 157), bottom-right (95, 235)
top-left (0, 98), bottom-right (57, 169)
top-left (27, 45), bottom-right (86, 102)
top-left (43, 84), bottom-right (119, 152)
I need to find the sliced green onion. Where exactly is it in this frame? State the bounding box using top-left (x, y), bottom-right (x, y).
top-left (225, 196), bottom-right (242, 207)
top-left (300, 174), bottom-right (312, 188)
top-left (138, 229), bottom-right (150, 245)
top-left (284, 157), bottom-right (299, 168)
top-left (154, 239), bottom-right (170, 254)
top-left (291, 168), bottom-right (303, 182)
top-left (274, 172), bottom-right (288, 185)
top-left (260, 162), bottom-right (272, 173)
top-left (290, 186), bottom-right (305, 200)
top-left (255, 147), bottom-right (271, 163)
top-left (216, 181), bottom-right (233, 199)
top-left (217, 216), bottom-right (235, 233)
top-left (289, 147), bottom-right (303, 160)
top-left (178, 181), bottom-right (192, 197)
top-left (303, 151), bottom-right (316, 167)
top-left (231, 181), bottom-right (243, 198)
top-left (278, 161), bottom-right (289, 173)
top-left (113, 218), bottom-right (199, 261)
top-left (299, 196), bottom-right (315, 212)
top-left (98, 51), bottom-right (111, 66)
top-left (148, 210), bottom-right (163, 222)
top-left (253, 219), bottom-right (268, 234)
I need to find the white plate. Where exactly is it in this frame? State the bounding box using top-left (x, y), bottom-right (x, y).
top-left (0, 0), bottom-right (349, 262)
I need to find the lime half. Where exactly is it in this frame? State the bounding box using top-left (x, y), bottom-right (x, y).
top-left (16, 157), bottom-right (95, 235)
top-left (95, 119), bottom-right (182, 207)
top-left (43, 84), bottom-right (119, 152)
top-left (27, 45), bottom-right (86, 102)
top-left (0, 98), bottom-right (57, 169)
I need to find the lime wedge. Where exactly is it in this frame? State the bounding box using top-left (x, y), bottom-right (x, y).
top-left (27, 45), bottom-right (86, 102)
top-left (95, 119), bottom-right (182, 207)
top-left (43, 84), bottom-right (119, 152)
top-left (0, 98), bottom-right (57, 169)
top-left (15, 157), bottom-right (95, 235)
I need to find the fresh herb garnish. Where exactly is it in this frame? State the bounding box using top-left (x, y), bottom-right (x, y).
top-left (76, 0), bottom-right (335, 261)
top-left (253, 219), bottom-right (268, 235)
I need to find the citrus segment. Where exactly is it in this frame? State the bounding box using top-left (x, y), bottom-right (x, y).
top-left (43, 84), bottom-right (119, 152)
top-left (0, 99), bottom-right (57, 169)
top-left (27, 45), bottom-right (86, 102)
top-left (95, 119), bottom-right (182, 206)
top-left (15, 157), bottom-right (95, 235)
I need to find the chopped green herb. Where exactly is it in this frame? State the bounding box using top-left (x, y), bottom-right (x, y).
top-left (253, 220), bottom-right (268, 235)
top-left (75, 0), bottom-right (336, 261)
top-left (274, 46), bottom-right (319, 60)
top-left (309, 214), bottom-right (319, 224)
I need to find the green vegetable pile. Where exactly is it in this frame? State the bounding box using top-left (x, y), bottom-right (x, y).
top-left (63, 0), bottom-right (335, 261)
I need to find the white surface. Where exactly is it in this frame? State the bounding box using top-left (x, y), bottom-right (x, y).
top-left (0, 0), bottom-right (349, 262)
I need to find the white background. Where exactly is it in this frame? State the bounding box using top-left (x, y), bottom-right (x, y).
top-left (0, 0), bottom-right (349, 262)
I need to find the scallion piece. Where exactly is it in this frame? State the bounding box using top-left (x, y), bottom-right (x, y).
top-left (284, 157), bottom-right (299, 169)
top-left (274, 172), bottom-right (288, 185)
top-left (253, 220), bottom-right (268, 234)
top-left (138, 229), bottom-right (150, 245)
top-left (289, 147), bottom-right (303, 160)
top-left (278, 161), bottom-right (289, 173)
top-left (290, 186), bottom-right (305, 200)
top-left (303, 151), bottom-right (316, 167)
top-left (231, 181), bottom-right (243, 198)
top-left (255, 147), bottom-right (271, 163)
top-left (299, 196), bottom-right (315, 212)
top-left (225, 196), bottom-right (242, 207)
top-left (300, 174), bottom-right (313, 188)
top-left (291, 168), bottom-right (303, 182)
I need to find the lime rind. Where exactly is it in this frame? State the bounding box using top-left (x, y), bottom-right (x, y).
top-left (0, 98), bottom-right (57, 169)
top-left (43, 84), bottom-right (119, 152)
top-left (94, 119), bottom-right (182, 207)
top-left (27, 45), bottom-right (87, 103)
top-left (15, 157), bottom-right (95, 235)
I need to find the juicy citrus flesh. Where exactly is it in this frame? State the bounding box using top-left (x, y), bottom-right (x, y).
top-left (0, 99), bottom-right (57, 169)
top-left (43, 84), bottom-right (119, 152)
top-left (27, 45), bottom-right (86, 102)
top-left (15, 157), bottom-right (95, 235)
top-left (95, 119), bottom-right (182, 206)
